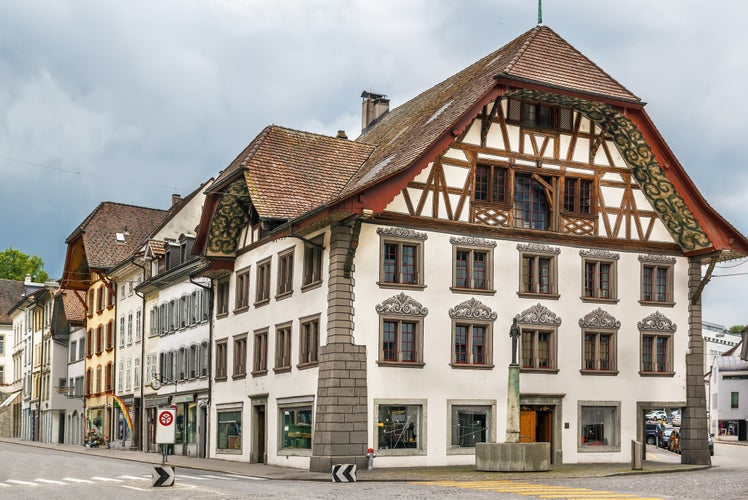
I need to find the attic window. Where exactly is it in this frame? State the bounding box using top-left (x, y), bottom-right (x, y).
top-left (116, 233), bottom-right (126, 243)
top-left (506, 99), bottom-right (573, 133)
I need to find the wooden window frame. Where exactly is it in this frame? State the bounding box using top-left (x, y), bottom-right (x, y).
top-left (517, 244), bottom-right (559, 299)
top-left (252, 328), bottom-right (268, 376)
top-left (473, 163), bottom-right (510, 206)
top-left (450, 321), bottom-right (493, 368)
top-left (563, 176), bottom-right (595, 217)
top-left (234, 267), bottom-right (250, 312)
top-left (274, 323), bottom-right (292, 373)
top-left (105, 362), bottom-right (113, 392)
top-left (580, 329), bottom-right (618, 375)
top-left (216, 276), bottom-right (230, 317)
top-left (255, 258), bottom-right (271, 306)
top-left (519, 327), bottom-right (558, 372)
top-left (276, 248), bottom-right (295, 299)
top-left (513, 172), bottom-right (554, 231)
top-left (95, 326), bottom-right (103, 354)
top-left (106, 320), bottom-right (114, 351)
top-left (302, 236), bottom-right (324, 290)
top-left (298, 315), bottom-right (320, 368)
top-left (580, 250), bottom-right (619, 303)
top-left (640, 332), bottom-right (674, 376)
top-left (232, 334), bottom-right (247, 379)
top-left (377, 317), bottom-right (424, 367)
top-left (377, 228), bottom-right (427, 289)
top-left (639, 256), bottom-right (675, 306)
top-left (215, 339), bottom-right (228, 381)
top-left (450, 237), bottom-right (496, 294)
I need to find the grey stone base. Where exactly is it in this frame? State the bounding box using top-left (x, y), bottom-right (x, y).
top-left (475, 442), bottom-right (550, 472)
top-left (310, 455), bottom-right (367, 473)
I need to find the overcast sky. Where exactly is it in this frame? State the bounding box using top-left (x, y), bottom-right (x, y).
top-left (2, 0), bottom-right (747, 327)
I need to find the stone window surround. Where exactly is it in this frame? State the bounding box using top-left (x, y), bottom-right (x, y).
top-left (446, 399), bottom-right (497, 455)
top-left (373, 398), bottom-right (428, 457)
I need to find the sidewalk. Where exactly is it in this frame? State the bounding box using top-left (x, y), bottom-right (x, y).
top-left (0, 437), bottom-right (709, 482)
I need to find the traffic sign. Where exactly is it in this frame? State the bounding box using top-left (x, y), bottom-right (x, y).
top-left (152, 465), bottom-right (175, 487)
top-left (155, 408), bottom-right (176, 444)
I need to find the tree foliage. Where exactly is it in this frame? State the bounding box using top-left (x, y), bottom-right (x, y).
top-left (0, 247), bottom-right (50, 282)
top-left (728, 324), bottom-right (745, 334)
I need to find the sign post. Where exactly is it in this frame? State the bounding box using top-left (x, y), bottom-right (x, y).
top-left (153, 407), bottom-right (176, 487)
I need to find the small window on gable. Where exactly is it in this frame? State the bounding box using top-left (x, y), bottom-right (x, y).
top-left (474, 164), bottom-right (509, 205)
top-left (564, 177), bottom-right (594, 216)
top-left (506, 99), bottom-right (573, 133)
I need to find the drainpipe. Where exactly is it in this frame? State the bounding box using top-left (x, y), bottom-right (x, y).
top-left (190, 273), bottom-right (213, 459)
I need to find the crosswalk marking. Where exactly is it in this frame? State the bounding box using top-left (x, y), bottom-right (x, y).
top-left (413, 480), bottom-right (664, 500)
top-left (35, 478), bottom-right (67, 485)
top-left (91, 476), bottom-right (123, 482)
top-left (6, 479), bottom-right (38, 486)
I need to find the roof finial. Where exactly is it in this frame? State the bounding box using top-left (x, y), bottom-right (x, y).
top-left (537, 0), bottom-right (543, 25)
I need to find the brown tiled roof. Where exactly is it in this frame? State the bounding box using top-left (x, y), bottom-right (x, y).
top-left (344, 25), bottom-right (638, 197)
top-left (0, 279), bottom-right (24, 324)
top-left (59, 289), bottom-right (86, 323)
top-left (66, 202), bottom-right (168, 271)
top-left (221, 126), bottom-right (374, 219)
top-left (148, 240), bottom-right (167, 257)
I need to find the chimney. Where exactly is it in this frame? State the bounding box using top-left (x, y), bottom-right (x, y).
top-left (336, 130), bottom-right (348, 140)
top-left (172, 194), bottom-right (182, 207)
top-left (361, 91), bottom-right (389, 132)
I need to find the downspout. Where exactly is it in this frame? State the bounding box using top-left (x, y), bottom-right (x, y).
top-left (190, 273), bottom-right (213, 459)
top-left (131, 256), bottom-right (148, 451)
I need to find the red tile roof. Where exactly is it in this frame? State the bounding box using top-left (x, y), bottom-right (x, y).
top-left (58, 288), bottom-right (86, 323)
top-left (66, 202), bottom-right (168, 271)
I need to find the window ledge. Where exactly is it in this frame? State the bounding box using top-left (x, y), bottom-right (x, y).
top-left (580, 297), bottom-right (619, 304)
top-left (301, 281), bottom-right (323, 293)
top-left (639, 300), bottom-right (675, 308)
top-left (214, 376), bottom-right (227, 382)
top-left (278, 449), bottom-right (312, 457)
top-left (254, 298), bottom-right (270, 308)
top-left (578, 445), bottom-right (621, 453)
top-left (450, 363), bottom-right (494, 370)
top-left (377, 282), bottom-right (427, 291)
top-left (520, 368), bottom-right (560, 374)
top-left (579, 369), bottom-right (619, 376)
top-left (447, 447), bottom-right (477, 456)
top-left (275, 291), bottom-right (293, 301)
top-left (517, 292), bottom-right (560, 300)
top-left (232, 373), bottom-right (247, 380)
top-left (296, 361), bottom-right (319, 370)
top-left (216, 312), bottom-right (229, 319)
top-left (639, 371), bottom-right (675, 377)
top-left (375, 448), bottom-right (427, 457)
top-left (251, 370), bottom-right (268, 378)
top-left (233, 305), bottom-right (249, 314)
top-left (376, 361), bottom-right (425, 368)
top-left (450, 287), bottom-right (497, 296)
top-left (273, 366), bottom-right (292, 374)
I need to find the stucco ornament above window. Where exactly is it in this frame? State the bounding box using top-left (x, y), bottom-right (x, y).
top-left (579, 249), bottom-right (620, 260)
top-left (448, 298), bottom-right (497, 321)
top-left (516, 243), bottom-right (561, 255)
top-left (375, 293), bottom-right (428, 317)
top-left (505, 89), bottom-right (711, 253)
top-left (515, 303), bottom-right (562, 327)
top-left (637, 311), bottom-right (677, 332)
top-left (376, 227), bottom-right (428, 241)
top-left (638, 254), bottom-right (677, 265)
top-left (449, 236), bottom-right (497, 248)
top-left (579, 308), bottom-right (621, 329)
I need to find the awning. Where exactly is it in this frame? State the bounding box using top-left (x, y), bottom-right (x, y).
top-left (0, 391), bottom-right (21, 408)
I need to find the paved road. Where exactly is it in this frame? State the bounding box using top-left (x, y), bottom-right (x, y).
top-left (1, 441), bottom-right (746, 499)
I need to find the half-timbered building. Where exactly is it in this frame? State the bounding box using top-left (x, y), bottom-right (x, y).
top-left (194, 25), bottom-right (748, 470)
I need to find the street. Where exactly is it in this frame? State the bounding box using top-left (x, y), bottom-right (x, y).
top-left (0, 441), bottom-right (746, 499)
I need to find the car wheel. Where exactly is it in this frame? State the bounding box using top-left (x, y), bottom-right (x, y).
top-left (646, 436), bottom-right (655, 445)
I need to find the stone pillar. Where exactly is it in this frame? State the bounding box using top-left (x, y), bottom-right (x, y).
top-left (505, 364), bottom-right (520, 443)
top-left (310, 222), bottom-right (368, 472)
top-left (681, 258), bottom-right (711, 465)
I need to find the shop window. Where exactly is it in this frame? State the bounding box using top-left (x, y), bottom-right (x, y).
top-left (217, 409), bottom-right (242, 453)
top-left (376, 402), bottom-right (424, 453)
top-left (279, 406), bottom-right (313, 452)
top-left (578, 402), bottom-right (620, 451)
top-left (448, 403), bottom-right (493, 450)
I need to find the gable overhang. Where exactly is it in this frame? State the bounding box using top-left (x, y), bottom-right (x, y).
top-left (61, 236), bottom-right (90, 290)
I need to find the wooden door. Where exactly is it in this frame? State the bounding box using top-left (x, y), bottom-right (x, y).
top-left (520, 410), bottom-right (536, 443)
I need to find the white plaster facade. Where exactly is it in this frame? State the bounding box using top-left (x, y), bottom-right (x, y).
top-left (708, 356), bottom-right (748, 438)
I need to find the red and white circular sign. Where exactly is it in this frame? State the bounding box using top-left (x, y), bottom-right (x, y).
top-left (158, 411), bottom-right (174, 426)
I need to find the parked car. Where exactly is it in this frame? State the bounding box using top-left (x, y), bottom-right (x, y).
top-left (645, 423), bottom-right (664, 445)
top-left (661, 427), bottom-right (675, 449)
top-left (646, 410), bottom-right (666, 422)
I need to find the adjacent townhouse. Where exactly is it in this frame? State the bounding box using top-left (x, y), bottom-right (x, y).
top-left (0, 278), bottom-right (25, 436)
top-left (192, 25), bottom-right (748, 470)
top-left (61, 202), bottom-right (167, 445)
top-left (708, 334), bottom-right (748, 440)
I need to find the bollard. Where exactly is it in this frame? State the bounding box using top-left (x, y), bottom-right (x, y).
top-left (631, 440), bottom-right (642, 470)
top-left (366, 447), bottom-right (376, 470)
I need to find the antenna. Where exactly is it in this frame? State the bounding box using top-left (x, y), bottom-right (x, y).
top-left (538, 0), bottom-right (543, 25)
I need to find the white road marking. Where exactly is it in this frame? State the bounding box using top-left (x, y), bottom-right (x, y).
top-left (91, 476), bottom-right (123, 482)
top-left (116, 475), bottom-right (150, 481)
top-left (35, 479), bottom-right (67, 485)
top-left (63, 477), bottom-right (94, 483)
top-left (0, 483), bottom-right (10, 487)
top-left (198, 474), bottom-right (238, 481)
top-left (121, 485), bottom-right (150, 491)
top-left (178, 475), bottom-right (211, 481)
top-left (222, 473), bottom-right (268, 481)
top-left (6, 479), bottom-right (38, 486)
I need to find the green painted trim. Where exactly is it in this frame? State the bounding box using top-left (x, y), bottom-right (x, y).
top-left (206, 179), bottom-right (251, 257)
